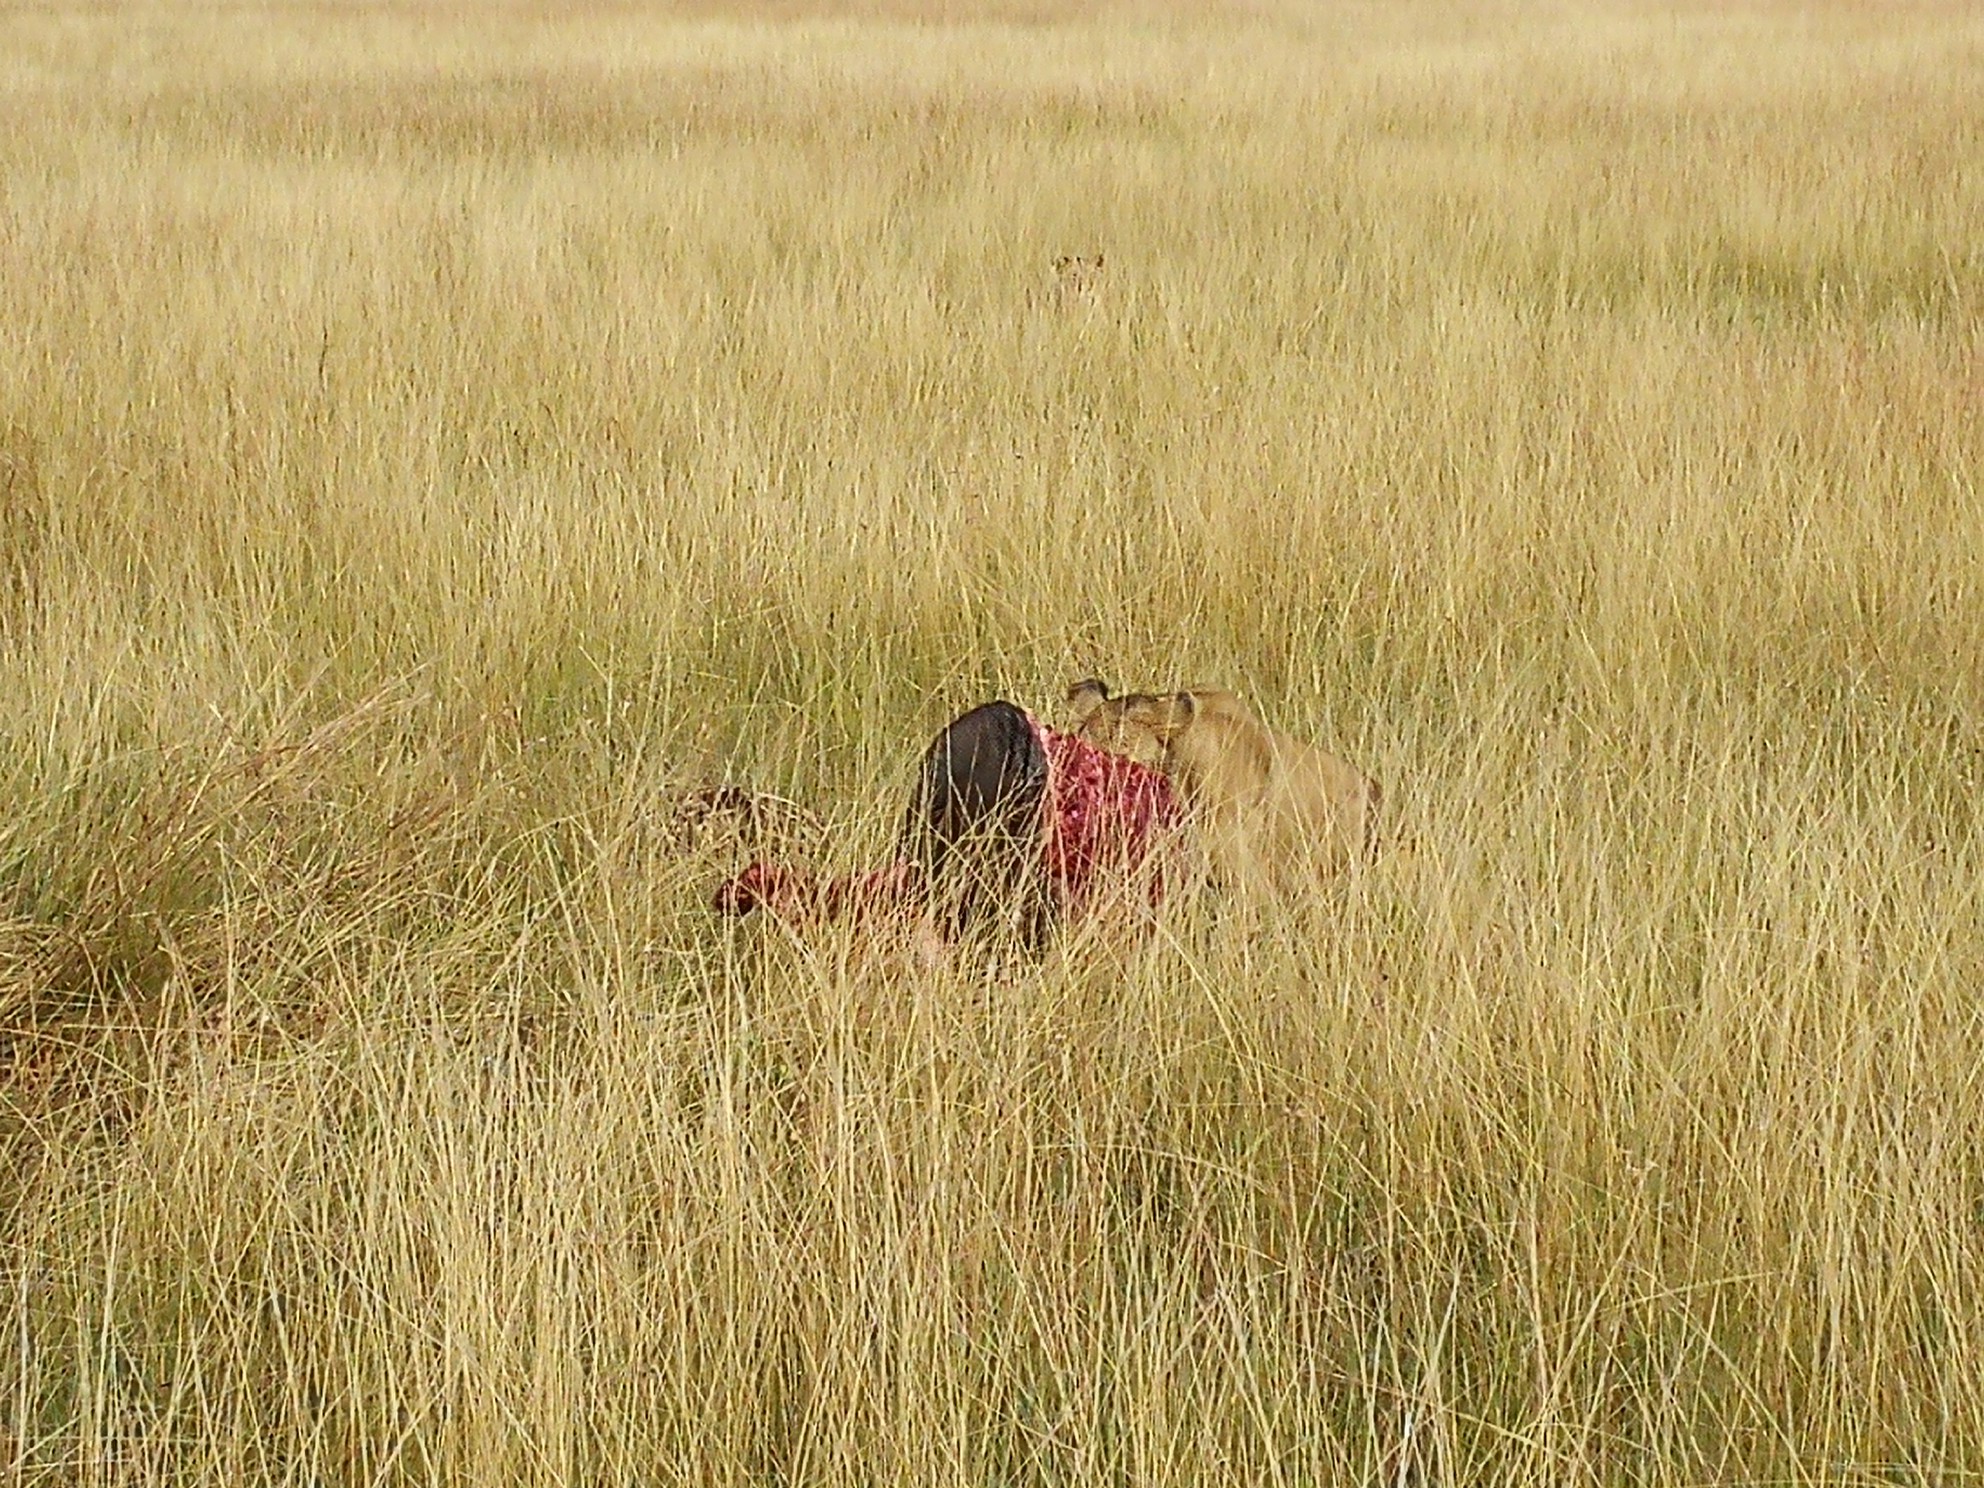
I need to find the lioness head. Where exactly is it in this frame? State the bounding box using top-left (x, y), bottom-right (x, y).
top-left (1067, 679), bottom-right (1211, 768)
top-left (1050, 253), bottom-right (1106, 305)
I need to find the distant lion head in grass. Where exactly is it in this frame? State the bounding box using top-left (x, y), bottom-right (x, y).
top-left (1068, 679), bottom-right (1382, 888)
top-left (1050, 253), bottom-right (1106, 306)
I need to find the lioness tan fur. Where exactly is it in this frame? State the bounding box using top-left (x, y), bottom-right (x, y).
top-left (1067, 679), bottom-right (1380, 890)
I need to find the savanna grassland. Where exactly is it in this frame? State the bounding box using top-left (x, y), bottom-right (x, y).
top-left (1, 0), bottom-right (1981, 1481)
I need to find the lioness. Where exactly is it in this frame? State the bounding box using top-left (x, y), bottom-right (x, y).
top-left (1067, 679), bottom-right (1381, 889)
top-left (1050, 253), bottom-right (1106, 307)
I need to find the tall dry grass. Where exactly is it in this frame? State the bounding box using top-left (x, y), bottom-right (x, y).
top-left (1, 0), bottom-right (1980, 1481)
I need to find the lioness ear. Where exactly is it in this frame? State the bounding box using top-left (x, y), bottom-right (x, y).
top-left (1179, 687), bottom-right (1251, 723)
top-left (1066, 678), bottom-right (1111, 726)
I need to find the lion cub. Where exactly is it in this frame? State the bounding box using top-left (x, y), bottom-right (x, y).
top-left (1067, 680), bottom-right (1380, 890)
